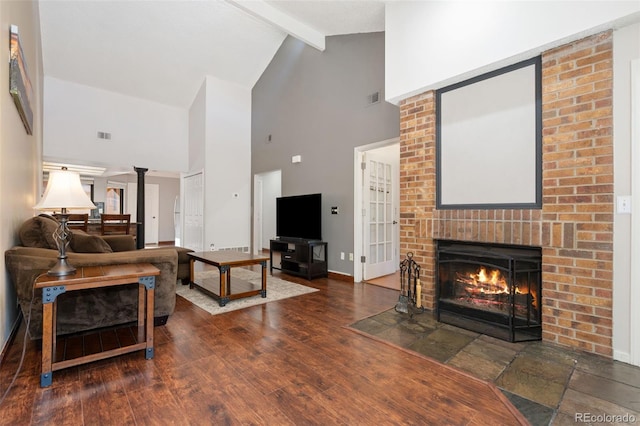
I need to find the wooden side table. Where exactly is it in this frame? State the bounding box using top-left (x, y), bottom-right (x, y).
top-left (34, 263), bottom-right (160, 387)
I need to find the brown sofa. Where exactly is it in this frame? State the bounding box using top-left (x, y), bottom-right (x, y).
top-left (5, 215), bottom-right (193, 339)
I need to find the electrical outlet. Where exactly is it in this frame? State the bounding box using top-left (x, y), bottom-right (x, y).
top-left (340, 252), bottom-right (345, 260)
top-left (349, 253), bottom-right (354, 261)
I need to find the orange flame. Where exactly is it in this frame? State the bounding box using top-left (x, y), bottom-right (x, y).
top-left (468, 267), bottom-right (509, 293)
top-left (461, 267), bottom-right (537, 310)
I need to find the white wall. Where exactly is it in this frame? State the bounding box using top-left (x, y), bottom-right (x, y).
top-left (203, 76), bottom-right (252, 249)
top-left (189, 82), bottom-right (206, 173)
top-left (43, 76), bottom-right (189, 172)
top-left (613, 22), bottom-right (640, 363)
top-left (385, 1), bottom-right (640, 104)
top-left (1, 1), bottom-right (43, 352)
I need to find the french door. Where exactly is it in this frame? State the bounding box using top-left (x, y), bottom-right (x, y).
top-left (363, 151), bottom-right (397, 280)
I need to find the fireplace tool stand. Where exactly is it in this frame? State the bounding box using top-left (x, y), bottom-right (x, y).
top-left (395, 252), bottom-right (425, 317)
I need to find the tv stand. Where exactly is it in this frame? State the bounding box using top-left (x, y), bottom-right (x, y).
top-left (270, 239), bottom-right (328, 280)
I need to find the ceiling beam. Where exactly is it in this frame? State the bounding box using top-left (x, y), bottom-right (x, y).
top-left (227, 0), bottom-right (325, 51)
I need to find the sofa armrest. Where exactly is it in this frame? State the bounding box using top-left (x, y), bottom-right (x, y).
top-left (101, 235), bottom-right (136, 252)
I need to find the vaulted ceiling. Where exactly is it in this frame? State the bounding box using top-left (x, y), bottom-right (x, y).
top-left (39, 0), bottom-right (386, 109)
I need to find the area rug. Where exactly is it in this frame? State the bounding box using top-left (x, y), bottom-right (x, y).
top-left (176, 268), bottom-right (318, 315)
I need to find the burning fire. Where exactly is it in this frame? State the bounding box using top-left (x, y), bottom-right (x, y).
top-left (461, 267), bottom-right (509, 294)
top-left (455, 266), bottom-right (538, 310)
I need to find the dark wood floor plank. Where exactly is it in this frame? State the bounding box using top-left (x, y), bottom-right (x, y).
top-left (78, 367), bottom-right (135, 425)
top-left (160, 356), bottom-right (243, 424)
top-left (267, 379), bottom-right (346, 425)
top-left (195, 356), bottom-right (297, 425)
top-left (233, 357), bottom-right (295, 396)
top-left (112, 352), bottom-right (164, 392)
top-left (30, 382), bottom-right (83, 425)
top-left (0, 379), bottom-right (38, 426)
top-left (126, 381), bottom-right (192, 426)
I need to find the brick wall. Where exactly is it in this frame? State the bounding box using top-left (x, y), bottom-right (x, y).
top-left (399, 31), bottom-right (614, 357)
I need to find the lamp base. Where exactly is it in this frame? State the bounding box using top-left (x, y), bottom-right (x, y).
top-left (47, 257), bottom-right (77, 277)
top-left (48, 211), bottom-right (76, 277)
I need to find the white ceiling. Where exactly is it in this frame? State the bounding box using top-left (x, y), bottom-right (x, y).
top-left (38, 0), bottom-right (386, 109)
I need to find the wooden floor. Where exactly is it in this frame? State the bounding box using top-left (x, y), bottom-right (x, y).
top-left (0, 272), bottom-right (526, 425)
top-left (364, 271), bottom-right (401, 290)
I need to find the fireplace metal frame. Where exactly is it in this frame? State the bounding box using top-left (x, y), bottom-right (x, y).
top-left (435, 240), bottom-right (542, 343)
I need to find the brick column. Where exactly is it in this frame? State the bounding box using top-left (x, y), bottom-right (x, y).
top-left (540, 31), bottom-right (614, 356)
top-left (399, 92), bottom-right (437, 309)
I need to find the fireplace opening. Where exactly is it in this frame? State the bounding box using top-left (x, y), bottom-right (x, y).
top-left (436, 240), bottom-right (542, 342)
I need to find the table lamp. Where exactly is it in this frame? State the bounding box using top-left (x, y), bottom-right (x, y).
top-left (34, 167), bottom-right (96, 276)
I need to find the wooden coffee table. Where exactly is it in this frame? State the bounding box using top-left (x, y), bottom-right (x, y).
top-left (187, 251), bottom-right (269, 307)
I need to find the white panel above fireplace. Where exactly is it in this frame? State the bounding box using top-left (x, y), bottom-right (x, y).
top-left (437, 58), bottom-right (541, 209)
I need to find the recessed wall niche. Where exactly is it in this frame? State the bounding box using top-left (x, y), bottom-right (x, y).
top-left (436, 57), bottom-right (542, 209)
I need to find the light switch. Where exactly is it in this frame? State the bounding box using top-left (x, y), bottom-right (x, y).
top-left (617, 196), bottom-right (632, 214)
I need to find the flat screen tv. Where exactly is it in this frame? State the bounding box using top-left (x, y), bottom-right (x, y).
top-left (276, 193), bottom-right (322, 241)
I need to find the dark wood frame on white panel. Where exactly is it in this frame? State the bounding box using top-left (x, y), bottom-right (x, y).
top-left (436, 56), bottom-right (542, 209)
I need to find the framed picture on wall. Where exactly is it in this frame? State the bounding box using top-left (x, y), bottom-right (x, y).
top-left (436, 57), bottom-right (542, 209)
top-left (9, 25), bottom-right (34, 135)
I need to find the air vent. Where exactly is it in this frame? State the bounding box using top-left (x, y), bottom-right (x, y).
top-left (367, 91), bottom-right (380, 105)
top-left (97, 131), bottom-right (112, 140)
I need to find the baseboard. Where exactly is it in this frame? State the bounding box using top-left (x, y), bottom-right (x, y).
top-left (0, 311), bottom-right (23, 367)
top-left (614, 349), bottom-right (631, 364)
top-left (148, 241), bottom-right (175, 247)
top-left (328, 271), bottom-right (354, 283)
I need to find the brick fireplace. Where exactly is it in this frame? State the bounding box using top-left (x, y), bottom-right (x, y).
top-left (400, 31), bottom-right (614, 357)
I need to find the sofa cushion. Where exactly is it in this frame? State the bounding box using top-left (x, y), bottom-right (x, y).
top-left (101, 235), bottom-right (136, 252)
top-left (69, 231), bottom-right (113, 253)
top-left (19, 215), bottom-right (59, 249)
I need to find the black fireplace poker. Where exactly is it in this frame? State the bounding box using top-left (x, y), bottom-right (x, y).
top-left (395, 252), bottom-right (425, 317)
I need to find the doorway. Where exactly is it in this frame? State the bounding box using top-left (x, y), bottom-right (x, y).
top-left (253, 170), bottom-right (281, 254)
top-left (126, 182), bottom-right (159, 245)
top-left (354, 138), bottom-right (400, 286)
top-left (144, 184), bottom-right (159, 245)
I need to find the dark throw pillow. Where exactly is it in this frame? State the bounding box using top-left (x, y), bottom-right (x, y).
top-left (69, 231), bottom-right (113, 253)
top-left (19, 216), bottom-right (60, 249)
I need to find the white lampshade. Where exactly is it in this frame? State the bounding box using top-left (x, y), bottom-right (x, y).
top-left (34, 168), bottom-right (96, 210)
